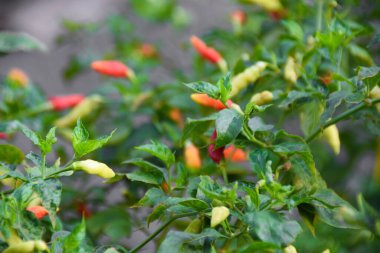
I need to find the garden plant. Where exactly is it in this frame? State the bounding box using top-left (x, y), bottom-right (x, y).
top-left (1, 0), bottom-right (380, 252)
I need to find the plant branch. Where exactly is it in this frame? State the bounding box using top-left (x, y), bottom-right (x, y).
top-left (129, 212), bottom-right (199, 253)
top-left (306, 98), bottom-right (380, 143)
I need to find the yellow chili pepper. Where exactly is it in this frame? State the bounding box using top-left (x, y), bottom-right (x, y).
top-left (284, 56), bottom-right (298, 84)
top-left (231, 61), bottom-right (267, 97)
top-left (247, 0), bottom-right (283, 11)
top-left (211, 206), bottom-right (230, 227)
top-left (283, 245), bottom-right (297, 253)
top-left (322, 124), bottom-right (340, 155)
top-left (3, 240), bottom-right (47, 253)
top-left (73, 159), bottom-right (115, 179)
top-left (370, 86), bottom-right (380, 113)
top-left (250, 90), bottom-right (273, 105)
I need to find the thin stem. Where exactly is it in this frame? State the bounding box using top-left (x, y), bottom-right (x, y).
top-left (41, 155), bottom-right (46, 179)
top-left (45, 163), bottom-right (74, 179)
top-left (306, 98), bottom-right (380, 143)
top-left (129, 212), bottom-right (198, 253)
top-left (242, 123), bottom-right (267, 148)
top-left (219, 161), bottom-right (228, 184)
top-left (316, 0), bottom-right (324, 32)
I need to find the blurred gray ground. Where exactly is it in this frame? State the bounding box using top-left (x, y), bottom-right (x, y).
top-left (0, 0), bottom-right (236, 95)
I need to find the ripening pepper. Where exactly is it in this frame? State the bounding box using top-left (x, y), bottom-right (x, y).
top-left (73, 159), bottom-right (115, 179)
top-left (169, 108), bottom-right (184, 128)
top-left (230, 61), bottom-right (268, 97)
top-left (48, 94), bottom-right (85, 111)
top-left (3, 240), bottom-right (48, 253)
top-left (26, 206), bottom-right (49, 220)
top-left (223, 145), bottom-right (247, 162)
top-left (319, 72), bottom-right (333, 86)
top-left (54, 94), bottom-right (103, 127)
top-left (184, 141), bottom-right (202, 170)
top-left (211, 206), bottom-right (230, 227)
top-left (208, 130), bottom-right (225, 164)
top-left (7, 68), bottom-right (29, 87)
top-left (76, 201), bottom-right (92, 218)
top-left (322, 124), bottom-right (340, 155)
top-left (91, 60), bottom-right (135, 79)
top-left (139, 43), bottom-right (157, 58)
top-left (247, 0), bottom-right (283, 11)
top-left (284, 56), bottom-right (298, 84)
top-left (250, 90), bottom-right (273, 105)
top-left (283, 245), bottom-right (297, 253)
top-left (161, 181), bottom-right (170, 193)
top-left (191, 93), bottom-right (227, 110)
top-left (231, 10), bottom-right (247, 25)
top-left (190, 36), bottom-right (227, 72)
top-left (370, 85), bottom-right (380, 113)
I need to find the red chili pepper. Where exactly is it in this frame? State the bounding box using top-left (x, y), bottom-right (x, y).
top-left (0, 132), bottom-right (8, 139)
top-left (208, 130), bottom-right (225, 164)
top-left (191, 93), bottom-right (227, 111)
top-left (319, 72), bottom-right (333, 86)
top-left (27, 206), bottom-right (49, 220)
top-left (231, 10), bottom-right (247, 25)
top-left (48, 94), bottom-right (85, 111)
top-left (76, 202), bottom-right (92, 218)
top-left (190, 36), bottom-right (223, 64)
top-left (91, 60), bottom-right (134, 79)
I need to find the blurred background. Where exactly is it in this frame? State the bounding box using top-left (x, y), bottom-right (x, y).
top-left (0, 0), bottom-right (236, 95)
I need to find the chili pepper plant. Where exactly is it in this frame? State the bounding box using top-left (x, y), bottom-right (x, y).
top-left (1, 0), bottom-right (380, 252)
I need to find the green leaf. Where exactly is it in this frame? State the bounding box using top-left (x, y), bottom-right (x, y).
top-left (40, 127), bottom-right (57, 154)
top-left (0, 144), bottom-right (24, 164)
top-left (0, 31), bottom-right (46, 53)
top-left (300, 101), bottom-right (323, 136)
top-left (157, 229), bottom-right (227, 253)
top-left (135, 141), bottom-right (175, 168)
top-left (367, 33), bottom-right (380, 48)
top-left (348, 43), bottom-right (374, 66)
top-left (17, 123), bottom-right (40, 147)
top-left (249, 148), bottom-right (269, 180)
top-left (356, 66), bottom-right (380, 90)
top-left (312, 188), bottom-right (363, 229)
top-left (217, 73), bottom-right (232, 103)
top-left (243, 211), bottom-right (302, 246)
top-left (34, 179), bottom-right (62, 225)
top-left (215, 109), bottom-right (243, 148)
top-left (178, 198), bottom-right (209, 212)
top-left (278, 91), bottom-right (311, 109)
top-left (182, 114), bottom-right (217, 142)
top-left (282, 20), bottom-right (304, 41)
top-left (63, 218), bottom-right (88, 252)
top-left (238, 242), bottom-right (280, 253)
top-left (87, 206), bottom-right (131, 240)
top-left (135, 188), bottom-right (167, 207)
top-left (126, 167), bottom-right (164, 185)
top-left (184, 81), bottom-right (220, 99)
top-left (248, 117), bottom-right (274, 132)
top-left (72, 120), bottom-right (114, 158)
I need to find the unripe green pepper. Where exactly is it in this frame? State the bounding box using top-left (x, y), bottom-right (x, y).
top-left (185, 218), bottom-right (202, 234)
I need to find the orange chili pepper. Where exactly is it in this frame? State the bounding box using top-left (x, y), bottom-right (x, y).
top-left (139, 43), bottom-right (157, 58)
top-left (223, 145), bottom-right (247, 162)
top-left (231, 10), bottom-right (247, 25)
top-left (184, 141), bottom-right (202, 170)
top-left (26, 206), bottom-right (48, 220)
top-left (191, 93), bottom-right (227, 110)
top-left (7, 68), bottom-right (29, 87)
top-left (169, 108), bottom-right (184, 128)
top-left (91, 60), bottom-right (135, 79)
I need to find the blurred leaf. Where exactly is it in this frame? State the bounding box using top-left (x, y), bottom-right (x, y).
top-left (282, 20), bottom-right (304, 41)
top-left (356, 66), bottom-right (380, 90)
top-left (0, 144), bottom-right (24, 164)
top-left (217, 73), bottom-right (232, 103)
top-left (0, 32), bottom-right (46, 53)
